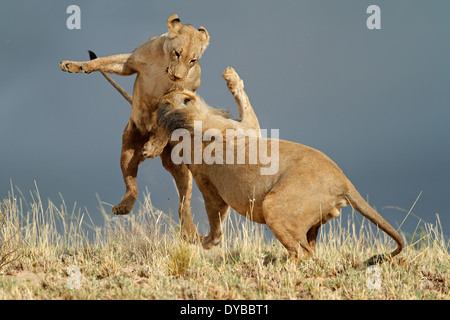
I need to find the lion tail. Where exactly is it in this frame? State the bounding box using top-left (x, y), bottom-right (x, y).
top-left (88, 50), bottom-right (133, 105)
top-left (345, 184), bottom-right (403, 265)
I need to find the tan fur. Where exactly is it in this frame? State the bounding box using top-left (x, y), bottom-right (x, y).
top-left (158, 67), bottom-right (260, 136)
top-left (59, 14), bottom-right (210, 241)
top-left (157, 69), bottom-right (403, 264)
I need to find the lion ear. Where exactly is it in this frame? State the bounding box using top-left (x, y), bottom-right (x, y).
top-left (198, 26), bottom-right (210, 52)
top-left (167, 14), bottom-right (182, 38)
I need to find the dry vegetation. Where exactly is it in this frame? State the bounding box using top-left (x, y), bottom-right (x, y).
top-left (0, 185), bottom-right (448, 300)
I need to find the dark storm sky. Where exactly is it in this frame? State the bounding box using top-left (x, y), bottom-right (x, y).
top-left (1, 1), bottom-right (449, 237)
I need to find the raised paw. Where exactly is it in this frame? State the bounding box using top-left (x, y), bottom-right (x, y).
top-left (222, 67), bottom-right (244, 95)
top-left (59, 60), bottom-right (90, 74)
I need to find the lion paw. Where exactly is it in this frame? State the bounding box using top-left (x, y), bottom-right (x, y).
top-left (112, 199), bottom-right (135, 215)
top-left (59, 60), bottom-right (89, 74)
top-left (182, 230), bottom-right (203, 244)
top-left (142, 141), bottom-right (165, 159)
top-left (223, 67), bottom-right (243, 96)
top-left (142, 133), bottom-right (169, 159)
top-left (201, 233), bottom-right (222, 250)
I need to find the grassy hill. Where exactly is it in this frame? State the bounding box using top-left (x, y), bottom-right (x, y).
top-left (0, 188), bottom-right (448, 300)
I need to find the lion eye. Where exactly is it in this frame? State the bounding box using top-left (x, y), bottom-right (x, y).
top-left (174, 50), bottom-right (180, 58)
top-left (184, 98), bottom-right (191, 104)
top-left (190, 59), bottom-right (197, 64)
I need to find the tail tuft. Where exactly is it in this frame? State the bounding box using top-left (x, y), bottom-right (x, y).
top-left (365, 254), bottom-right (388, 266)
top-left (88, 50), bottom-right (97, 60)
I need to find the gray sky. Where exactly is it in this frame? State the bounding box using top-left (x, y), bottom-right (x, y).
top-left (1, 1), bottom-right (449, 238)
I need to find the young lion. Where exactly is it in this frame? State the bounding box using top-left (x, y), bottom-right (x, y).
top-left (156, 68), bottom-right (403, 265)
top-left (59, 14), bottom-right (210, 241)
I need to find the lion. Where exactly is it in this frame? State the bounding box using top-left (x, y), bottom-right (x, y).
top-left (156, 67), bottom-right (403, 265)
top-left (59, 14), bottom-right (211, 241)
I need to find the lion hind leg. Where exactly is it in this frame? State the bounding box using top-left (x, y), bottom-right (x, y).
top-left (307, 224), bottom-right (321, 253)
top-left (261, 181), bottom-right (319, 260)
top-left (262, 208), bottom-right (313, 260)
top-left (112, 122), bottom-right (147, 216)
top-left (266, 218), bottom-right (314, 260)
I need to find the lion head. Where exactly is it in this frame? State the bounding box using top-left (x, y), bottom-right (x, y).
top-left (164, 14), bottom-right (210, 82)
top-left (157, 89), bottom-right (231, 134)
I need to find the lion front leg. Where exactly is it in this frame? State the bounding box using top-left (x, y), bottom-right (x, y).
top-left (60, 53), bottom-right (135, 76)
top-left (160, 147), bottom-right (201, 243)
top-left (142, 127), bottom-right (170, 159)
top-left (223, 67), bottom-right (244, 97)
top-left (222, 67), bottom-right (260, 134)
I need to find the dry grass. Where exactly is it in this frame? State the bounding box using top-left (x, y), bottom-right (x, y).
top-left (0, 185), bottom-right (448, 300)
